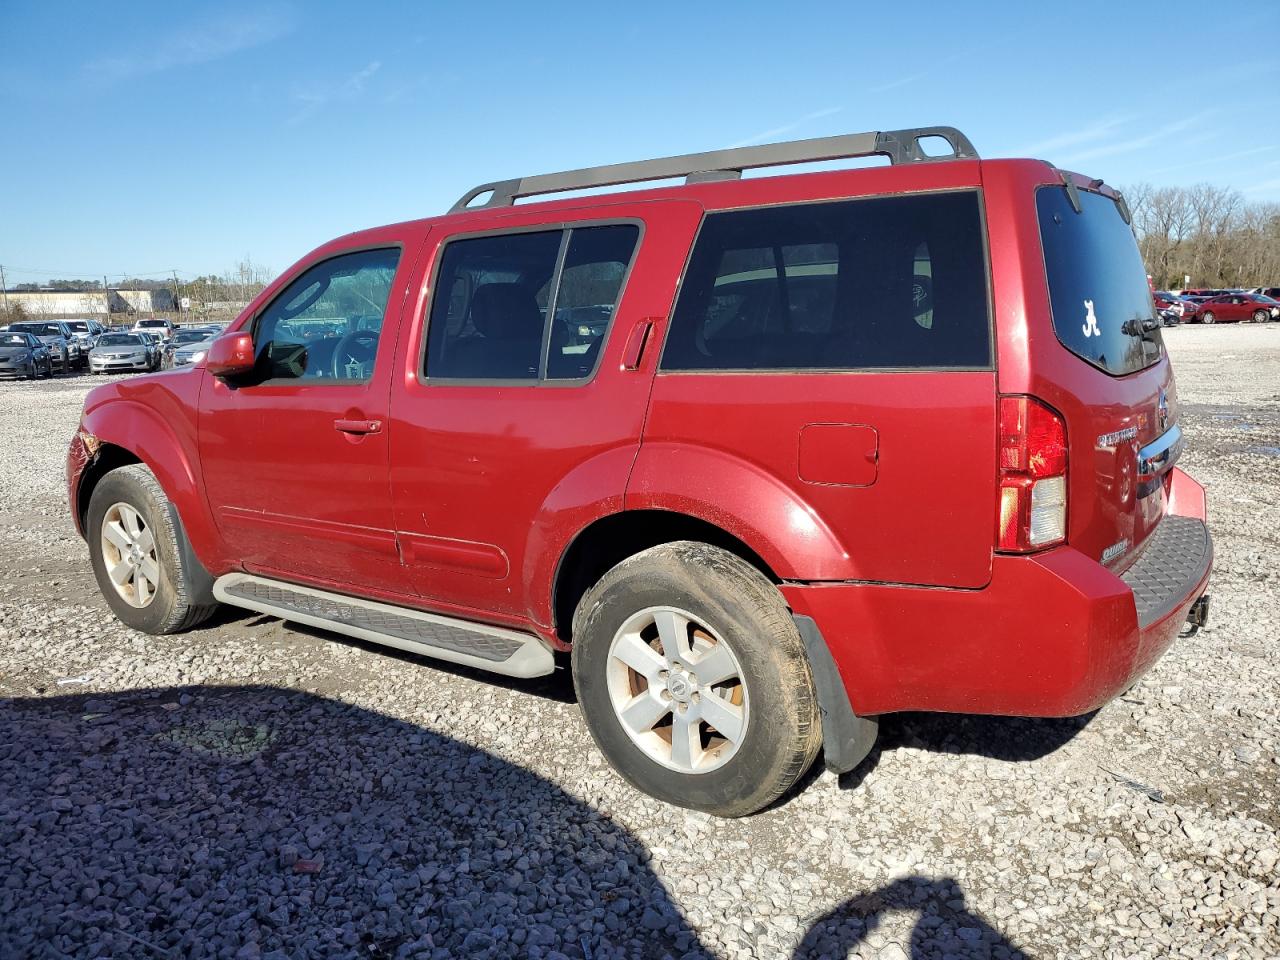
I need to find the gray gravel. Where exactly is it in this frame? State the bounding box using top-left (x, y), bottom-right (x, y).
top-left (1, 327), bottom-right (1278, 959)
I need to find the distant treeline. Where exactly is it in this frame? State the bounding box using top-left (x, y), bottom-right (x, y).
top-left (1124, 183), bottom-right (1280, 290)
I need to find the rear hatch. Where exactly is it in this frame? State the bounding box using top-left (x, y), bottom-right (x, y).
top-left (1035, 180), bottom-right (1179, 571)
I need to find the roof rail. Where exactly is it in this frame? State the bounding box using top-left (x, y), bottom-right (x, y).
top-left (450, 125), bottom-right (978, 213)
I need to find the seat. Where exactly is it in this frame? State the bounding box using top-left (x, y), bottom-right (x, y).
top-left (447, 284), bottom-right (544, 379)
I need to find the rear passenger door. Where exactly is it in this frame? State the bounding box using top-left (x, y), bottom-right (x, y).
top-left (636, 190), bottom-right (997, 588)
top-left (388, 200), bottom-right (703, 623)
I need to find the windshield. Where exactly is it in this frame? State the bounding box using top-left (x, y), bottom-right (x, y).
top-left (97, 334), bottom-right (143, 346)
top-left (8, 322), bottom-right (61, 337)
top-left (66, 321), bottom-right (90, 332)
top-left (1037, 186), bottom-right (1163, 376)
top-left (1, 334), bottom-right (31, 346)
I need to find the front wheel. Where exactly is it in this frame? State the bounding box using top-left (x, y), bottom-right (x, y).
top-left (86, 464), bottom-right (217, 634)
top-left (1201, 311), bottom-right (1215, 324)
top-left (571, 542), bottom-right (822, 817)
top-left (1253, 309), bottom-right (1268, 323)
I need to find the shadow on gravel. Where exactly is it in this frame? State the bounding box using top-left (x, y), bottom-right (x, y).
top-left (795, 876), bottom-right (1027, 959)
top-left (0, 685), bottom-right (694, 959)
top-left (0, 686), bottom-right (1025, 959)
top-left (840, 711), bottom-right (1098, 790)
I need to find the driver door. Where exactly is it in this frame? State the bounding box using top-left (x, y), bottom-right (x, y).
top-left (198, 241), bottom-right (417, 596)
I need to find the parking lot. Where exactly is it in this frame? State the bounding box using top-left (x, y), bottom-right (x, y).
top-left (0, 325), bottom-right (1276, 959)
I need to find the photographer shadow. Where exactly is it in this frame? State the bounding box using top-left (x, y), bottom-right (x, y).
top-left (0, 684), bottom-right (705, 959)
top-left (794, 875), bottom-right (1028, 959)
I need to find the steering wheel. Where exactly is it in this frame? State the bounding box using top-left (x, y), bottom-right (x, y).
top-left (331, 330), bottom-right (379, 379)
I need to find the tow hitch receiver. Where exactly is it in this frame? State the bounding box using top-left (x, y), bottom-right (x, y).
top-left (1182, 595), bottom-right (1210, 637)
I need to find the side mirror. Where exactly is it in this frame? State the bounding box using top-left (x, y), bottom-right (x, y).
top-left (204, 332), bottom-right (256, 377)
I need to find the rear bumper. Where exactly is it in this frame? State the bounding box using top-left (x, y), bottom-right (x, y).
top-left (783, 467), bottom-right (1212, 718)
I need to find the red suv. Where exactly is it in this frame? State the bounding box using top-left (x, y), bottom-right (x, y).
top-left (67, 126), bottom-right (1212, 816)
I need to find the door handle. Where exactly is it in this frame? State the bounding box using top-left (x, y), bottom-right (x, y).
top-left (334, 418), bottom-right (382, 435)
top-left (621, 318), bottom-right (656, 371)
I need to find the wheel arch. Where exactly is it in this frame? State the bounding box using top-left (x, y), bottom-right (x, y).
top-left (552, 509), bottom-right (781, 644)
top-left (77, 398), bottom-right (227, 572)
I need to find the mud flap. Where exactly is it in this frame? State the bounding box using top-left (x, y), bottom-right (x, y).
top-left (793, 614), bottom-right (878, 774)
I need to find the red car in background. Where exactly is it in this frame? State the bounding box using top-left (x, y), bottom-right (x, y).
top-left (1197, 293), bottom-right (1280, 324)
top-left (1153, 291), bottom-right (1196, 322)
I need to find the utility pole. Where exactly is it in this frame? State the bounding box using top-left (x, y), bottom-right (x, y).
top-left (104, 276), bottom-right (110, 323)
top-left (0, 264), bottom-right (8, 310)
top-left (172, 269), bottom-right (182, 325)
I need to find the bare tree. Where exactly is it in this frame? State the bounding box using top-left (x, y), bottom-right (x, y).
top-left (1124, 182), bottom-right (1280, 288)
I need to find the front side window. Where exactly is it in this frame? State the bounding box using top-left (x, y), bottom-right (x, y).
top-left (662, 192), bottom-right (991, 371)
top-left (425, 224), bottom-right (639, 381)
top-left (251, 247), bottom-right (400, 384)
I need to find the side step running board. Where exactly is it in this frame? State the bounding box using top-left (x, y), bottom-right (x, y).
top-left (213, 573), bottom-right (555, 678)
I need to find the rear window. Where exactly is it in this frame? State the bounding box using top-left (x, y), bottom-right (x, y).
top-left (1037, 186), bottom-right (1162, 376)
top-left (662, 192), bottom-right (991, 371)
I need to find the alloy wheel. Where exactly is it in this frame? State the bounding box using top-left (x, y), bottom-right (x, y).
top-left (100, 502), bottom-right (161, 608)
top-left (605, 606), bottom-right (749, 774)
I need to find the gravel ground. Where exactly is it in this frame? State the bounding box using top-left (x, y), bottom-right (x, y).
top-left (0, 326), bottom-right (1277, 960)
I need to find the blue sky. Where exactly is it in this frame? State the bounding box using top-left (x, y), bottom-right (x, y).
top-left (2, 0), bottom-right (1278, 286)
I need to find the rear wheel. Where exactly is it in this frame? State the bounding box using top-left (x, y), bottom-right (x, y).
top-left (1201, 311), bottom-right (1215, 324)
top-left (571, 542), bottom-right (822, 817)
top-left (87, 464), bottom-right (217, 634)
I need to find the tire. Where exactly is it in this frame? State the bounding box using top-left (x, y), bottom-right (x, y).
top-left (571, 541), bottom-right (822, 817)
top-left (1253, 310), bottom-right (1268, 324)
top-left (1202, 311), bottom-right (1215, 324)
top-left (86, 464), bottom-right (218, 634)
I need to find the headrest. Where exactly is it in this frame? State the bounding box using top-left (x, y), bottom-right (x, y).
top-left (470, 284), bottom-right (542, 341)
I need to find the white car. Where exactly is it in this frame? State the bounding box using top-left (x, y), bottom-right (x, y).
top-left (131, 318), bottom-right (175, 341)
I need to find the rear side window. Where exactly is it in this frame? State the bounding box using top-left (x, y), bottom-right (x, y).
top-left (662, 192), bottom-right (991, 371)
top-left (425, 224), bottom-right (639, 382)
top-left (1037, 187), bottom-right (1162, 376)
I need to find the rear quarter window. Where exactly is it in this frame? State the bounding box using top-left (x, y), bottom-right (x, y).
top-left (1037, 186), bottom-right (1163, 376)
top-left (661, 191), bottom-right (991, 371)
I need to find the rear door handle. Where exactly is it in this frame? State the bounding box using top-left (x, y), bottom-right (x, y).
top-left (334, 418), bottom-right (382, 435)
top-left (621, 318), bottom-right (656, 371)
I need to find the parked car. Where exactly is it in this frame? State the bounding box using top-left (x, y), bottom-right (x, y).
top-left (162, 327), bottom-right (220, 368)
top-left (131, 317), bottom-right (175, 342)
top-left (1247, 286), bottom-right (1280, 300)
top-left (3, 320), bottom-right (80, 372)
top-left (1197, 293), bottom-right (1280, 324)
top-left (1152, 292), bottom-right (1184, 325)
top-left (64, 318), bottom-right (107, 353)
top-left (66, 126), bottom-right (1211, 816)
top-left (134, 331), bottom-right (165, 369)
top-left (0, 331), bottom-right (55, 379)
top-left (88, 332), bottom-right (155, 375)
top-left (170, 332), bottom-right (219, 368)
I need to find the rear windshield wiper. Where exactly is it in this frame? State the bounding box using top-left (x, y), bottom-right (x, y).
top-left (1122, 317), bottom-right (1161, 341)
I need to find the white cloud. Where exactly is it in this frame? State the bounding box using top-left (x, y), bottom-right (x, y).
top-left (725, 107), bottom-right (843, 149)
top-left (86, 7), bottom-right (296, 80)
top-left (288, 60), bottom-right (383, 125)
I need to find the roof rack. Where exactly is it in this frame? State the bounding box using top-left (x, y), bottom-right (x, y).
top-left (450, 125), bottom-right (978, 213)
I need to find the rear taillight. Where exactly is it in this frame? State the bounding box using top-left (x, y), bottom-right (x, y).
top-left (997, 396), bottom-right (1067, 552)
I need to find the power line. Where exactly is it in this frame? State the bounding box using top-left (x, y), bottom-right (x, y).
top-left (0, 264), bottom-right (200, 279)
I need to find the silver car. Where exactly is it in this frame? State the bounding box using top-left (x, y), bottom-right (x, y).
top-left (2, 320), bottom-right (77, 372)
top-left (89, 332), bottom-right (153, 375)
top-left (171, 334), bottom-right (220, 368)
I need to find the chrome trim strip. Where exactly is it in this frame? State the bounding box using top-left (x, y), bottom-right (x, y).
top-left (1137, 424), bottom-right (1183, 478)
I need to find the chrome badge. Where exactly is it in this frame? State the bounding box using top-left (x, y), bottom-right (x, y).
top-left (1102, 539), bottom-right (1129, 564)
top-left (1097, 426), bottom-right (1138, 447)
